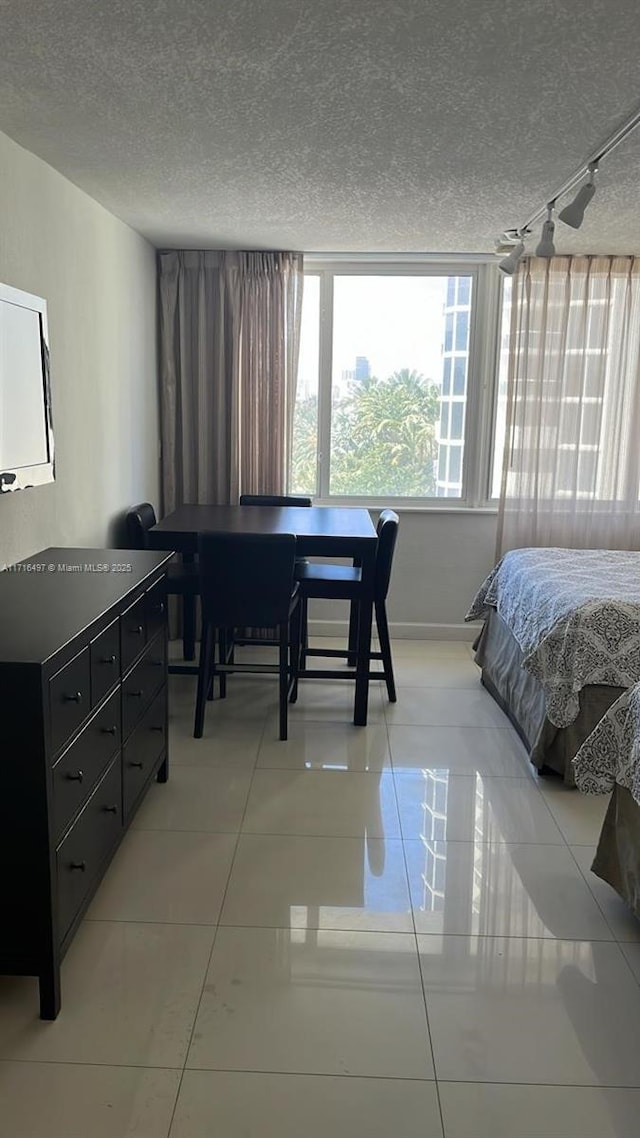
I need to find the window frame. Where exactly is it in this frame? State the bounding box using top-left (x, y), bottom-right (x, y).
top-left (297, 255), bottom-right (505, 511)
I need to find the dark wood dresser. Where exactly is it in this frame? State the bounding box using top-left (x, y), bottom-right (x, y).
top-left (0, 547), bottom-right (173, 1019)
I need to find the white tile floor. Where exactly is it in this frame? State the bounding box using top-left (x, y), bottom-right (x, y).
top-left (1, 639), bottom-right (640, 1137)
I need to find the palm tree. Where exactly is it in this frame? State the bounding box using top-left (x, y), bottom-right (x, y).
top-left (331, 368), bottom-right (441, 495)
top-left (291, 368), bottom-right (443, 497)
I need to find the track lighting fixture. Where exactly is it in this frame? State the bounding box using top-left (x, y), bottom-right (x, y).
top-left (535, 204), bottom-right (556, 257)
top-left (498, 240), bottom-right (525, 275)
top-left (494, 103), bottom-right (640, 269)
top-left (558, 165), bottom-right (597, 229)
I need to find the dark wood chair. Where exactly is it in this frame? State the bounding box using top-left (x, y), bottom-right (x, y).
top-left (125, 503), bottom-right (199, 661)
top-left (194, 532), bottom-right (301, 741)
top-left (297, 509), bottom-right (399, 702)
top-left (235, 494), bottom-right (311, 645)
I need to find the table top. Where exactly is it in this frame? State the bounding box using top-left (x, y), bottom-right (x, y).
top-left (148, 504), bottom-right (377, 552)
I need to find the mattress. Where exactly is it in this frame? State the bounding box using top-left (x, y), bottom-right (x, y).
top-left (474, 610), bottom-right (622, 783)
top-left (467, 547), bottom-right (640, 727)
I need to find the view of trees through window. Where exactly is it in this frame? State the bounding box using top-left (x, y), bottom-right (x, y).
top-left (291, 273), bottom-right (474, 499)
top-left (293, 368), bottom-right (442, 496)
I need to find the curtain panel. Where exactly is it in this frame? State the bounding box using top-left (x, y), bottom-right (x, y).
top-left (158, 249), bottom-right (304, 514)
top-left (496, 255), bottom-right (640, 555)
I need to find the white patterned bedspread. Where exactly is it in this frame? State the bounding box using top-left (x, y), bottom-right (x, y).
top-left (466, 548), bottom-right (640, 728)
top-left (573, 682), bottom-right (640, 805)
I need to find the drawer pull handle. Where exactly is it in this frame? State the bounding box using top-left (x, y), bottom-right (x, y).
top-left (129, 760), bottom-right (144, 769)
top-left (63, 691), bottom-right (83, 704)
top-left (129, 689), bottom-right (144, 699)
top-left (66, 770), bottom-right (84, 783)
top-left (132, 624), bottom-right (144, 635)
top-left (70, 861), bottom-right (86, 872)
top-left (103, 804), bottom-right (119, 814)
top-left (151, 725), bottom-right (164, 733)
top-left (101, 654), bottom-right (117, 665)
top-left (152, 602), bottom-right (165, 614)
top-left (101, 725), bottom-right (118, 736)
top-left (150, 660), bottom-right (164, 668)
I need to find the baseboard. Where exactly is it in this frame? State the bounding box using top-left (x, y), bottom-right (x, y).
top-left (308, 619), bottom-right (479, 642)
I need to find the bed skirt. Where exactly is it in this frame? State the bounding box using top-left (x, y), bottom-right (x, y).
top-left (474, 610), bottom-right (623, 784)
top-left (593, 784), bottom-right (640, 921)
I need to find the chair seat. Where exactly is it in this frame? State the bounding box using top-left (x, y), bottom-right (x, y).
top-left (296, 561), bottom-right (362, 600)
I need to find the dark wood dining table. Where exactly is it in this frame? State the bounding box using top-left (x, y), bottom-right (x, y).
top-left (146, 504), bottom-right (379, 725)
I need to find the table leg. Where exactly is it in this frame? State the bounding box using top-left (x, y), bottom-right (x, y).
top-left (354, 547), bottom-right (376, 726)
top-left (182, 554), bottom-right (196, 660)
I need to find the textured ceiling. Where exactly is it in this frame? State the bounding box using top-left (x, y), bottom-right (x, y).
top-left (1, 0), bottom-right (640, 253)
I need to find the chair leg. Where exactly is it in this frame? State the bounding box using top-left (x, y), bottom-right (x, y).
top-left (279, 623), bottom-right (289, 740)
top-left (194, 622), bottom-right (215, 737)
top-left (289, 602), bottom-right (300, 704)
top-left (183, 594), bottom-right (196, 660)
top-left (347, 600), bottom-right (360, 667)
top-left (299, 596), bottom-right (308, 670)
top-left (218, 629), bottom-right (227, 699)
top-left (375, 599), bottom-right (396, 702)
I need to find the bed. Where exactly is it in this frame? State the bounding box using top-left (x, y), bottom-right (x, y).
top-left (573, 684), bottom-right (640, 920)
top-left (466, 548), bottom-right (640, 783)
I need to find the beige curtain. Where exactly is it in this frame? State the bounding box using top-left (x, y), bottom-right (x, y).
top-left (496, 256), bottom-right (640, 555)
top-left (158, 249), bottom-right (304, 513)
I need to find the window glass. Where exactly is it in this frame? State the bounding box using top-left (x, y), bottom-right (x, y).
top-left (453, 357), bottom-right (467, 396)
top-left (439, 403), bottom-right (450, 440)
top-left (451, 401), bottom-right (464, 440)
top-left (457, 276), bottom-right (471, 306)
top-left (330, 276), bottom-right (459, 497)
top-left (449, 445), bottom-right (462, 484)
top-left (291, 270), bottom-right (475, 501)
top-left (455, 309), bottom-right (469, 351)
top-left (442, 357), bottom-right (452, 397)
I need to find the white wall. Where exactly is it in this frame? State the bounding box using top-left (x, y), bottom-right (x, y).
top-left (0, 131), bottom-right (159, 567)
top-left (386, 510), bottom-right (497, 637)
top-left (310, 509), bottom-right (498, 640)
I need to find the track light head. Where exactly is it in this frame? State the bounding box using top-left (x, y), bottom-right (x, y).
top-left (498, 240), bottom-right (525, 275)
top-left (558, 165), bottom-right (597, 229)
top-left (535, 205), bottom-right (556, 257)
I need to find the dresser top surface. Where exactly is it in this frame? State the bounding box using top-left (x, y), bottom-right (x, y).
top-left (0, 548), bottom-right (172, 665)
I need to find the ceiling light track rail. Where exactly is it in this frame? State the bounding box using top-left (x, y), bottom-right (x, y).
top-left (498, 102), bottom-right (640, 273)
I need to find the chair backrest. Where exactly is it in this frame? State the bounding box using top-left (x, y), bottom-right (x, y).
top-left (239, 494), bottom-right (312, 507)
top-left (198, 532), bottom-right (297, 628)
top-left (126, 502), bottom-right (157, 550)
top-left (375, 510), bottom-right (399, 601)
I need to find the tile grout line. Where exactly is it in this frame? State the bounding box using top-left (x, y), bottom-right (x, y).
top-left (163, 702), bottom-right (270, 1138)
top-left (384, 696), bottom-right (447, 1138)
top-left (565, 844), bottom-right (640, 990)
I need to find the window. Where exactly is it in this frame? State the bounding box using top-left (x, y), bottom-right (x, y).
top-left (291, 261), bottom-right (506, 505)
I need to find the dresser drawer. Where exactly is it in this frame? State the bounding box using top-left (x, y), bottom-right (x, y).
top-left (123, 686), bottom-right (166, 819)
top-left (56, 758), bottom-right (122, 942)
top-left (121, 633), bottom-right (166, 739)
top-left (52, 687), bottom-right (121, 841)
top-left (120, 594), bottom-right (147, 672)
top-left (90, 619), bottom-right (120, 707)
top-left (145, 580), bottom-right (167, 642)
top-left (49, 647), bottom-right (91, 755)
